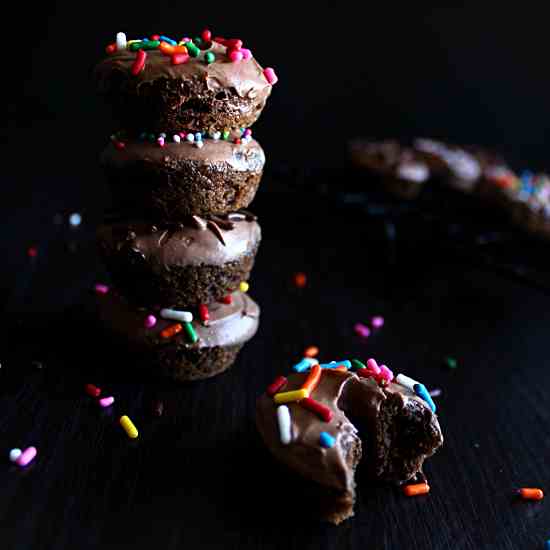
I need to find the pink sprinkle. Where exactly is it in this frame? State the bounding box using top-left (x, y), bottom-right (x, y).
top-left (263, 67), bottom-right (278, 85)
top-left (229, 50), bottom-right (243, 62)
top-left (371, 316), bottom-right (384, 329)
top-left (99, 396), bottom-right (115, 408)
top-left (379, 364), bottom-right (394, 382)
top-left (366, 358), bottom-right (381, 375)
top-left (94, 284), bottom-right (109, 295)
top-left (243, 128), bottom-right (252, 137)
top-left (182, 37), bottom-right (191, 42)
top-left (144, 314), bottom-right (157, 328)
top-left (27, 246), bottom-right (38, 258)
top-left (16, 446), bottom-right (37, 467)
top-left (241, 48), bottom-right (252, 60)
top-left (157, 137), bottom-right (165, 147)
top-left (179, 132), bottom-right (186, 139)
top-left (354, 323), bottom-right (371, 338)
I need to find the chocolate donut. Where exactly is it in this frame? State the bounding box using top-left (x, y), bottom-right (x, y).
top-left (349, 139), bottom-right (429, 199)
top-left (101, 135), bottom-right (265, 220)
top-left (414, 138), bottom-right (482, 193)
top-left (256, 366), bottom-right (443, 524)
top-left (97, 289), bottom-right (259, 381)
top-left (96, 37), bottom-right (274, 134)
top-left (97, 213), bottom-right (261, 308)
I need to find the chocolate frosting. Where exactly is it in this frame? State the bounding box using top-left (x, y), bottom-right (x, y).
top-left (101, 137), bottom-right (265, 173)
top-left (97, 215), bottom-right (261, 269)
top-left (97, 289), bottom-right (259, 350)
top-left (96, 43), bottom-right (272, 102)
top-left (256, 372), bottom-right (441, 492)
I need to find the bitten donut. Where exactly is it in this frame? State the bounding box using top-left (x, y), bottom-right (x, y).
top-left (96, 31), bottom-right (277, 134)
top-left (349, 139), bottom-right (430, 199)
top-left (97, 288), bottom-right (259, 381)
top-left (101, 133), bottom-right (265, 220)
top-left (256, 360), bottom-right (443, 524)
top-left (97, 212), bottom-right (261, 308)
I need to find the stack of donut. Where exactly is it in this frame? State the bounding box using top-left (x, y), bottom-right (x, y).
top-left (94, 30), bottom-right (278, 381)
top-left (350, 138), bottom-right (550, 240)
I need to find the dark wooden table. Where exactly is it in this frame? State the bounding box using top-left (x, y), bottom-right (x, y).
top-left (1, 175), bottom-right (550, 549)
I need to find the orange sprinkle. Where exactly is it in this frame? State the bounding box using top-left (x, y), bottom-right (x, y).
top-left (334, 366), bottom-right (348, 372)
top-left (293, 272), bottom-right (307, 288)
top-left (159, 42), bottom-right (175, 55)
top-left (304, 346), bottom-right (319, 358)
top-left (301, 364), bottom-right (321, 393)
top-left (173, 45), bottom-right (188, 54)
top-left (160, 323), bottom-right (182, 339)
top-left (403, 483), bottom-right (430, 497)
top-left (519, 488), bottom-right (544, 501)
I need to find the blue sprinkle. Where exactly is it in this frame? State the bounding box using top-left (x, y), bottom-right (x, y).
top-left (292, 358), bottom-right (316, 373)
top-left (69, 213), bottom-right (82, 227)
top-left (159, 35), bottom-right (177, 45)
top-left (139, 132), bottom-right (147, 141)
top-left (319, 360), bottom-right (351, 370)
top-left (414, 384), bottom-right (436, 413)
top-left (545, 540), bottom-right (550, 550)
top-left (195, 132), bottom-right (203, 141)
top-left (319, 432), bottom-right (335, 448)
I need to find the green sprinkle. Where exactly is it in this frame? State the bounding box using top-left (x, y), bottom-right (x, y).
top-left (194, 37), bottom-right (203, 47)
top-left (148, 133), bottom-right (156, 142)
top-left (141, 39), bottom-right (160, 50)
top-left (445, 357), bottom-right (458, 369)
top-left (222, 129), bottom-right (230, 140)
top-left (187, 43), bottom-right (200, 57)
top-left (183, 322), bottom-right (198, 344)
top-left (350, 359), bottom-right (366, 371)
top-left (205, 52), bottom-right (215, 64)
top-left (129, 41), bottom-right (143, 51)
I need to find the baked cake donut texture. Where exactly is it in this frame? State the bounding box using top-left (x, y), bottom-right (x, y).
top-left (256, 358), bottom-right (443, 524)
top-left (95, 30), bottom-right (277, 380)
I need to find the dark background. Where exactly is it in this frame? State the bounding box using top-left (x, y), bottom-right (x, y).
top-left (3, 4), bottom-right (550, 550)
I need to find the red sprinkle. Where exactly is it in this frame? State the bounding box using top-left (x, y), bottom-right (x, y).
top-left (131, 49), bottom-right (147, 75)
top-left (201, 29), bottom-right (212, 42)
top-left (114, 140), bottom-right (126, 150)
top-left (27, 246), bottom-right (38, 258)
top-left (150, 34), bottom-right (160, 40)
top-left (267, 376), bottom-right (288, 396)
top-left (220, 295), bottom-right (232, 304)
top-left (234, 138), bottom-right (242, 144)
top-left (198, 304), bottom-right (210, 324)
top-left (356, 368), bottom-right (375, 379)
top-left (172, 53), bottom-right (190, 65)
top-left (293, 272), bottom-right (307, 288)
top-left (105, 43), bottom-right (116, 54)
top-left (225, 39), bottom-right (243, 50)
top-left (85, 384), bottom-right (101, 398)
top-left (213, 36), bottom-right (226, 45)
top-left (300, 397), bottom-right (333, 422)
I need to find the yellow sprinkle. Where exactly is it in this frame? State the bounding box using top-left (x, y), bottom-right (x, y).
top-left (239, 281), bottom-right (249, 293)
top-left (274, 388), bottom-right (309, 404)
top-left (127, 40), bottom-right (141, 45)
top-left (119, 415), bottom-right (138, 439)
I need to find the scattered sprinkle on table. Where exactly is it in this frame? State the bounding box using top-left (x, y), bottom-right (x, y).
top-left (85, 384), bottom-right (101, 398)
top-left (98, 396), bottom-right (115, 408)
top-left (293, 272), bottom-right (307, 288)
top-left (303, 346), bottom-right (319, 358)
top-left (16, 447), bottom-right (37, 467)
top-left (354, 323), bottom-right (371, 338)
top-left (371, 316), bottom-right (384, 329)
top-left (69, 213), bottom-right (82, 227)
top-left (403, 483), bottom-right (430, 497)
top-left (94, 284), bottom-right (109, 295)
top-left (120, 416), bottom-right (139, 439)
top-left (429, 388), bottom-right (442, 397)
top-left (445, 357), bottom-right (458, 369)
top-left (518, 488), bottom-right (544, 501)
top-left (9, 448), bottom-right (22, 462)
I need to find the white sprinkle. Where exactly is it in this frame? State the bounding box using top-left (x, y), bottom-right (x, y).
top-left (160, 308), bottom-right (193, 323)
top-left (69, 213), bottom-right (82, 227)
top-left (173, 134), bottom-right (181, 143)
top-left (160, 132), bottom-right (166, 138)
top-left (116, 32), bottom-right (127, 50)
top-left (277, 405), bottom-right (292, 445)
top-left (9, 448), bottom-right (22, 462)
top-left (186, 133), bottom-right (195, 143)
top-left (212, 131), bottom-right (221, 141)
top-left (195, 141), bottom-right (204, 148)
top-left (395, 373), bottom-right (419, 392)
